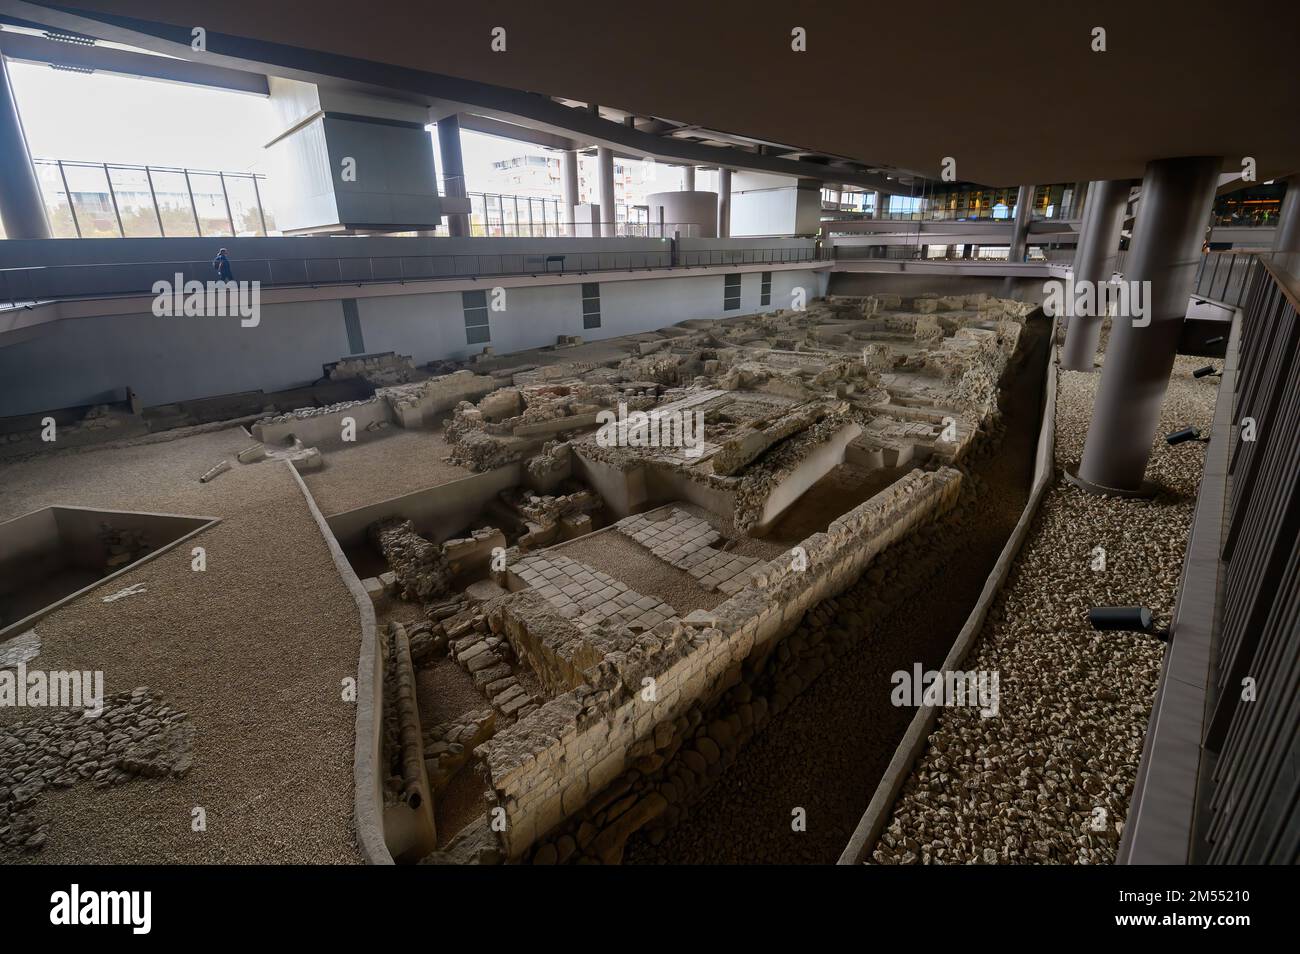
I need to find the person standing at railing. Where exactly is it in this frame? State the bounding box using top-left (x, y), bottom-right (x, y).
top-left (213, 248), bottom-right (233, 281)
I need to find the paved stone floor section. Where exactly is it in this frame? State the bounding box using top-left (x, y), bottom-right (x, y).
top-left (617, 508), bottom-right (764, 596)
top-left (513, 552), bottom-right (677, 633)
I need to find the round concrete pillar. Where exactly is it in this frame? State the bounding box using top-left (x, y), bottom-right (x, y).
top-left (561, 149), bottom-right (579, 227)
top-left (681, 165), bottom-right (695, 191)
top-left (717, 168), bottom-right (732, 238)
top-left (597, 146), bottom-right (616, 238)
top-left (1008, 184), bottom-right (1035, 262)
top-left (647, 190), bottom-right (717, 238)
top-left (437, 115), bottom-right (469, 237)
top-left (0, 56), bottom-right (50, 240)
top-left (1074, 156), bottom-right (1221, 495)
top-left (1061, 179), bottom-right (1130, 371)
top-left (1273, 175), bottom-right (1300, 252)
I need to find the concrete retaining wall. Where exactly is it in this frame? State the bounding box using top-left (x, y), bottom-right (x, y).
top-left (836, 318), bottom-right (1058, 865)
top-left (480, 465), bottom-right (962, 857)
top-left (0, 268), bottom-right (823, 417)
top-left (325, 463), bottom-right (525, 548)
top-left (287, 462), bottom-right (391, 865)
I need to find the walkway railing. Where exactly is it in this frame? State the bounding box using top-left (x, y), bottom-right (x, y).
top-left (32, 158), bottom-right (273, 239)
top-left (1121, 255), bottom-right (1299, 863)
top-left (1194, 250), bottom-right (1259, 308)
top-left (0, 244), bottom-right (830, 306)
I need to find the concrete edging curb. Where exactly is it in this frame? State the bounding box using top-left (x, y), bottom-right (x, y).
top-left (837, 315), bottom-right (1059, 865)
top-left (286, 460), bottom-right (393, 865)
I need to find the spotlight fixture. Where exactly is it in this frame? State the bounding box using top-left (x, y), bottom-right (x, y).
top-left (1166, 427), bottom-right (1209, 445)
top-left (1193, 365), bottom-right (1220, 378)
top-left (1088, 606), bottom-right (1169, 642)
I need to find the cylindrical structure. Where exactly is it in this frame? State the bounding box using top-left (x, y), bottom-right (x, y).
top-left (874, 191), bottom-right (887, 218)
top-left (0, 55), bottom-right (50, 239)
top-left (717, 167), bottom-right (732, 238)
top-left (597, 146), bottom-right (616, 238)
top-left (1008, 184), bottom-right (1035, 262)
top-left (1273, 174), bottom-right (1300, 252)
top-left (681, 165), bottom-right (695, 191)
top-left (561, 149), bottom-right (579, 225)
top-left (437, 115), bottom-right (469, 237)
top-left (1075, 156), bottom-right (1221, 494)
top-left (1061, 179), bottom-right (1131, 371)
top-left (647, 190), bottom-right (717, 238)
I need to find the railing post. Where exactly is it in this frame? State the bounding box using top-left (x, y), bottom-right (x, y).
top-left (183, 170), bottom-right (201, 235)
top-left (103, 163), bottom-right (125, 237)
top-left (218, 172), bottom-right (236, 236)
top-left (145, 166), bottom-right (165, 237)
top-left (251, 175), bottom-right (269, 236)
top-left (57, 161), bottom-right (82, 238)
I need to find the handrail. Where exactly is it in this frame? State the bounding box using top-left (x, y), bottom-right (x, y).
top-left (0, 245), bottom-right (831, 307)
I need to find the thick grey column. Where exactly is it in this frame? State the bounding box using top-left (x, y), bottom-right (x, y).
top-left (874, 191), bottom-right (886, 218)
top-left (718, 167), bottom-right (732, 238)
top-left (0, 55), bottom-right (50, 239)
top-left (597, 146), bottom-right (616, 238)
top-left (681, 165), bottom-right (695, 191)
top-left (1061, 179), bottom-right (1130, 371)
top-left (1273, 174), bottom-right (1300, 252)
top-left (437, 115), bottom-right (469, 237)
top-left (1074, 156), bottom-right (1221, 494)
top-left (1007, 184), bottom-right (1035, 262)
top-left (561, 149), bottom-right (579, 227)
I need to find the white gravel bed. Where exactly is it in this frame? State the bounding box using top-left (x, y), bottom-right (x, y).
top-left (872, 355), bottom-right (1219, 864)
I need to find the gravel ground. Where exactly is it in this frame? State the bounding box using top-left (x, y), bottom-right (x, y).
top-left (624, 319), bottom-right (1052, 863)
top-left (871, 354), bottom-right (1216, 864)
top-left (0, 428), bottom-right (363, 863)
top-left (301, 427), bottom-right (470, 516)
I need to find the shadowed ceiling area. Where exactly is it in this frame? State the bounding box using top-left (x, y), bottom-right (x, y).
top-left (7, 0), bottom-right (1300, 185)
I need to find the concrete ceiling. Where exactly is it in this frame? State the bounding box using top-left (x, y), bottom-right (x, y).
top-left (11, 0), bottom-right (1300, 186)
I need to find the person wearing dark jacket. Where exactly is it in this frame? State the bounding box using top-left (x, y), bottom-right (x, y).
top-left (213, 248), bottom-right (233, 281)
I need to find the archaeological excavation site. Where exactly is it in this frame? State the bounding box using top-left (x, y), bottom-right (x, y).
top-left (2, 288), bottom-right (1062, 865)
top-left (2, 7), bottom-right (1295, 903)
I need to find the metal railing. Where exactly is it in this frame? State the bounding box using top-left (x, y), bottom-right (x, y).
top-left (1193, 250), bottom-right (1258, 309)
top-left (1199, 257), bottom-right (1299, 862)
top-left (32, 158), bottom-right (273, 240)
top-left (0, 244), bottom-right (830, 307)
top-left (464, 221), bottom-right (701, 239)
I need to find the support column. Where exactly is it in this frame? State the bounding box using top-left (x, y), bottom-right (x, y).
top-left (681, 166), bottom-right (695, 191)
top-left (874, 191), bottom-right (887, 219)
top-left (717, 167), bottom-right (732, 238)
top-left (1061, 179), bottom-right (1130, 371)
top-left (561, 149), bottom-right (579, 229)
top-left (1073, 156), bottom-right (1221, 495)
top-left (1272, 174), bottom-right (1300, 252)
top-left (0, 55), bottom-right (50, 239)
top-left (597, 146), bottom-right (616, 238)
top-left (1007, 184), bottom-right (1034, 262)
top-left (437, 115), bottom-right (469, 237)
top-left (1070, 181), bottom-right (1089, 218)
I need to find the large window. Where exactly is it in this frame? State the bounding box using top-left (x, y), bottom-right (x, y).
top-left (582, 282), bottom-right (601, 329)
top-left (724, 273), bottom-right (741, 311)
top-left (760, 271), bottom-right (772, 306)
top-left (463, 290), bottom-right (490, 344)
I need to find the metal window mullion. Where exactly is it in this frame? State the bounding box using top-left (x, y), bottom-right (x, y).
top-left (183, 170), bottom-right (201, 235)
top-left (251, 175), bottom-right (269, 235)
top-left (144, 166), bottom-right (165, 236)
top-left (218, 173), bottom-right (236, 235)
top-left (57, 160), bottom-right (82, 238)
top-left (103, 163), bottom-right (125, 237)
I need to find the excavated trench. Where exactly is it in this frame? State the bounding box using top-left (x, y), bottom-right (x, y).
top-left (622, 315), bottom-right (1052, 864)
